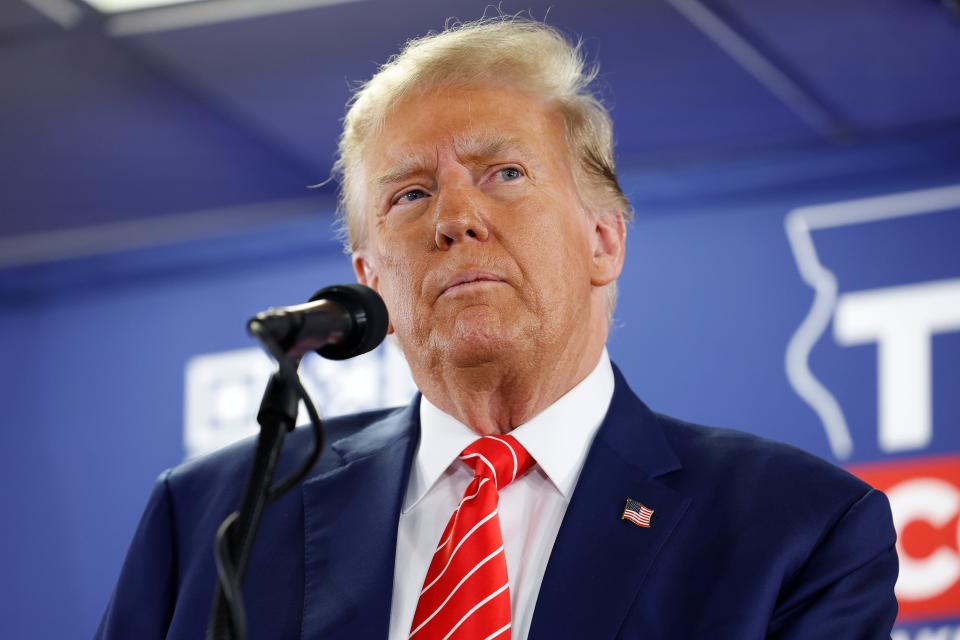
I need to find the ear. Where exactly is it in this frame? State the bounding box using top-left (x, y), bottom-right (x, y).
top-left (352, 252), bottom-right (377, 289)
top-left (589, 211), bottom-right (626, 287)
top-left (352, 252), bottom-right (395, 335)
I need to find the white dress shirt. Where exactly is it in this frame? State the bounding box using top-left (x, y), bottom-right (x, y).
top-left (388, 349), bottom-right (615, 640)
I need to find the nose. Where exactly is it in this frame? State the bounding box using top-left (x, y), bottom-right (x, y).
top-left (434, 183), bottom-right (490, 250)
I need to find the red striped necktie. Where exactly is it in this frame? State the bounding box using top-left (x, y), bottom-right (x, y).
top-left (408, 434), bottom-right (535, 640)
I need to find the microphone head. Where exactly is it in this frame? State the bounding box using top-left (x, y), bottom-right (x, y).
top-left (308, 284), bottom-right (389, 360)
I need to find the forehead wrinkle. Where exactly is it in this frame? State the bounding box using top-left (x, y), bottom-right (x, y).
top-left (453, 133), bottom-right (531, 161)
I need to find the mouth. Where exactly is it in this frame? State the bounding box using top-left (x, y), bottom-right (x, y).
top-left (440, 270), bottom-right (506, 297)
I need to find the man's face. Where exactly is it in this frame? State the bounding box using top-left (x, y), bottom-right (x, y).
top-left (352, 83), bottom-right (623, 373)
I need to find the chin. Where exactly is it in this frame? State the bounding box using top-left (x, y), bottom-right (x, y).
top-left (431, 306), bottom-right (523, 367)
top-left (443, 338), bottom-right (507, 368)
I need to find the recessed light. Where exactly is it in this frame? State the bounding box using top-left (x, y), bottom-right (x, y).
top-left (81, 0), bottom-right (205, 14)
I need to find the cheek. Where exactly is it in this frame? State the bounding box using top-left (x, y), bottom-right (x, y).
top-left (513, 200), bottom-right (593, 270)
top-left (373, 255), bottom-right (425, 331)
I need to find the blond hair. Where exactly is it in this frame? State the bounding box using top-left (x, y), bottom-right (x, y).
top-left (334, 16), bottom-right (632, 251)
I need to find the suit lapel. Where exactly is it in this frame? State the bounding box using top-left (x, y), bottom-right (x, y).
top-left (300, 398), bottom-right (420, 640)
top-left (528, 367), bottom-right (692, 639)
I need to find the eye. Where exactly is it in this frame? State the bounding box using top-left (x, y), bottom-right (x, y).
top-left (393, 188), bottom-right (429, 205)
top-left (495, 166), bottom-right (524, 182)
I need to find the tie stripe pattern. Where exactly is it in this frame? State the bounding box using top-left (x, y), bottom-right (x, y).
top-left (409, 434), bottom-right (534, 640)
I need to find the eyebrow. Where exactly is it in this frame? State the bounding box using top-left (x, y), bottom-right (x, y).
top-left (376, 155), bottom-right (432, 187)
top-left (375, 134), bottom-right (532, 187)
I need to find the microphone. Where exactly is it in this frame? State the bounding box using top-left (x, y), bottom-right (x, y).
top-left (247, 284), bottom-right (389, 360)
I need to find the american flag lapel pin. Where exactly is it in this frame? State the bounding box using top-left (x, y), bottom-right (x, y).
top-left (622, 498), bottom-right (654, 528)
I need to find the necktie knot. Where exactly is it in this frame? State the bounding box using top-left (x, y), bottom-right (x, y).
top-left (459, 434), bottom-right (534, 490)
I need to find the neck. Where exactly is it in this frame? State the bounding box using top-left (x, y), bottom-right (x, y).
top-left (414, 325), bottom-right (607, 436)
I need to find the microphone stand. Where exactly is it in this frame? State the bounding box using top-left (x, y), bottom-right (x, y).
top-left (206, 334), bottom-right (325, 640)
top-left (205, 283), bottom-right (388, 639)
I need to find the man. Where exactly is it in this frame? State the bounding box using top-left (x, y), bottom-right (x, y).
top-left (97, 17), bottom-right (898, 640)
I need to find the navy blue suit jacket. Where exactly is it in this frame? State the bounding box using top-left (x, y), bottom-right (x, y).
top-left (96, 366), bottom-right (898, 639)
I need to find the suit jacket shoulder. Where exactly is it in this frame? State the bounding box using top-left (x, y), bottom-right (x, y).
top-left (530, 367), bottom-right (897, 639)
top-left (95, 404), bottom-right (417, 640)
top-left (657, 411), bottom-right (878, 544)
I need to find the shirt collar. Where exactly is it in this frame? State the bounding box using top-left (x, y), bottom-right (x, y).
top-left (406, 349), bottom-right (615, 511)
